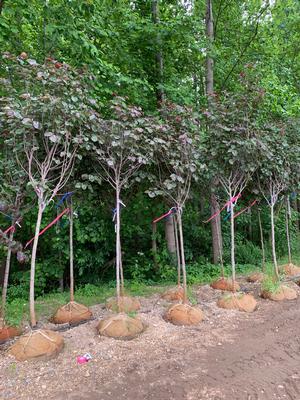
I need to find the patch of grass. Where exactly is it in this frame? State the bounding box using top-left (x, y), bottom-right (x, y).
top-left (261, 275), bottom-right (281, 294)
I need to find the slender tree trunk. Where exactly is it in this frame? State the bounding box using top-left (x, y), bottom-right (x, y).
top-left (286, 198), bottom-right (292, 265)
top-left (258, 210), bottom-right (265, 272)
top-left (1, 229), bottom-right (14, 320)
top-left (270, 204), bottom-right (279, 280)
top-left (69, 200), bottom-right (74, 302)
top-left (177, 211), bottom-right (187, 304)
top-left (173, 214), bottom-right (181, 287)
top-left (152, 0), bottom-right (164, 104)
top-left (151, 223), bottom-right (158, 270)
top-left (30, 203), bottom-right (44, 327)
top-left (115, 186), bottom-right (121, 310)
top-left (119, 241), bottom-right (124, 296)
top-left (230, 197), bottom-right (236, 285)
top-left (215, 212), bottom-right (224, 277)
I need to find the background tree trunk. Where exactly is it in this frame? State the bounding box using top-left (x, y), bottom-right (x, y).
top-left (165, 215), bottom-right (176, 261)
top-left (151, 222), bottom-right (158, 270)
top-left (30, 203), bottom-right (44, 327)
top-left (205, 0), bottom-right (223, 265)
top-left (152, 0), bottom-right (164, 105)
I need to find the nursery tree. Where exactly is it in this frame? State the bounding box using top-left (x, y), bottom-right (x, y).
top-left (88, 96), bottom-right (156, 309)
top-left (258, 121), bottom-right (300, 279)
top-left (0, 53), bottom-right (97, 327)
top-left (204, 75), bottom-right (263, 285)
top-left (148, 103), bottom-right (203, 303)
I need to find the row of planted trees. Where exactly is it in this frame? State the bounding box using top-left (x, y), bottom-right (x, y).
top-left (0, 54), bottom-right (299, 360)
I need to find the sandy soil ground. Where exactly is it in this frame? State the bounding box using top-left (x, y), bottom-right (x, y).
top-left (1, 277), bottom-right (300, 400)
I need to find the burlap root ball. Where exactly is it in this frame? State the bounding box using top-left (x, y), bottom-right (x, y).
top-left (0, 325), bottom-right (21, 342)
top-left (9, 329), bottom-right (64, 361)
top-left (261, 285), bottom-right (297, 301)
top-left (247, 272), bottom-right (265, 283)
top-left (97, 314), bottom-right (145, 340)
top-left (217, 293), bottom-right (257, 313)
top-left (161, 286), bottom-right (184, 301)
top-left (165, 303), bottom-right (203, 326)
top-left (280, 263), bottom-right (300, 276)
top-left (106, 296), bottom-right (141, 313)
top-left (51, 301), bottom-right (92, 324)
top-left (210, 278), bottom-right (240, 292)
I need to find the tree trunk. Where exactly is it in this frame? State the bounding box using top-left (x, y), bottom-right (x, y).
top-left (152, 0), bottom-right (164, 105)
top-left (230, 197), bottom-right (236, 285)
top-left (173, 214), bottom-right (181, 287)
top-left (177, 211), bottom-right (187, 304)
top-left (115, 186), bottom-right (121, 310)
top-left (119, 240), bottom-right (124, 295)
top-left (286, 198), bottom-right (292, 264)
top-left (69, 200), bottom-right (74, 302)
top-left (151, 222), bottom-right (158, 270)
top-left (270, 204), bottom-right (279, 279)
top-left (205, 0), bottom-right (214, 102)
top-left (258, 210), bottom-right (265, 272)
top-left (1, 229), bottom-right (14, 320)
top-left (205, 0), bottom-right (223, 266)
top-left (30, 203), bottom-right (44, 327)
top-left (165, 215), bottom-right (176, 261)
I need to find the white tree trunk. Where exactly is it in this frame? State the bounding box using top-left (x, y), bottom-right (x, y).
top-left (270, 204), bottom-right (279, 279)
top-left (258, 210), bottom-right (265, 272)
top-left (1, 229), bottom-right (14, 320)
top-left (173, 214), bottom-right (181, 287)
top-left (69, 200), bottom-right (74, 302)
top-left (115, 187), bottom-right (121, 309)
top-left (177, 211), bottom-right (187, 304)
top-left (286, 200), bottom-right (292, 264)
top-left (30, 203), bottom-right (44, 327)
top-left (230, 199), bottom-right (236, 285)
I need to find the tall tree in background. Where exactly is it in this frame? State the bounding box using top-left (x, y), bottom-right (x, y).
top-left (205, 0), bottom-right (223, 264)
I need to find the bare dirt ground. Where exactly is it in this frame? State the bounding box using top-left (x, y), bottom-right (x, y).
top-left (1, 278), bottom-right (300, 400)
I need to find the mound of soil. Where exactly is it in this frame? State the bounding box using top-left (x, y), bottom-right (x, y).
top-left (165, 303), bottom-right (203, 326)
top-left (217, 293), bottom-right (257, 313)
top-left (261, 285), bottom-right (297, 301)
top-left (106, 296), bottom-right (141, 313)
top-left (50, 301), bottom-right (92, 324)
top-left (210, 278), bottom-right (240, 292)
top-left (280, 263), bottom-right (300, 276)
top-left (0, 325), bottom-right (21, 342)
top-left (247, 272), bottom-right (265, 283)
top-left (161, 286), bottom-right (184, 301)
top-left (9, 329), bottom-right (64, 361)
top-left (97, 314), bottom-right (145, 340)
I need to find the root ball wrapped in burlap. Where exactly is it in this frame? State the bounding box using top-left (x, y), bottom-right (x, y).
top-left (9, 329), bottom-right (64, 361)
top-left (165, 303), bottom-right (203, 326)
top-left (51, 301), bottom-right (92, 324)
top-left (106, 296), bottom-right (141, 313)
top-left (280, 263), bottom-right (300, 277)
top-left (0, 325), bottom-right (21, 342)
top-left (210, 278), bottom-right (240, 292)
top-left (217, 293), bottom-right (257, 313)
top-left (261, 285), bottom-right (297, 301)
top-left (247, 272), bottom-right (265, 283)
top-left (161, 286), bottom-right (184, 301)
top-left (97, 314), bottom-right (145, 340)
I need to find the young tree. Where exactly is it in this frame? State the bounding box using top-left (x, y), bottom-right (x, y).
top-left (88, 96), bottom-right (155, 312)
top-left (148, 103), bottom-right (203, 308)
top-left (0, 53), bottom-right (96, 328)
